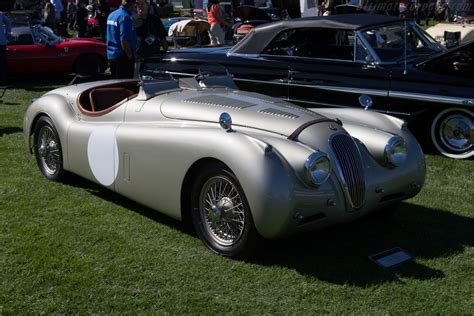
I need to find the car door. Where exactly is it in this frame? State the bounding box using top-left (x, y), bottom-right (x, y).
top-left (67, 99), bottom-right (129, 190)
top-left (282, 28), bottom-right (391, 111)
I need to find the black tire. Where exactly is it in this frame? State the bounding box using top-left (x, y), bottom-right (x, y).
top-left (33, 116), bottom-right (66, 181)
top-left (75, 54), bottom-right (106, 76)
top-left (429, 108), bottom-right (473, 159)
top-left (191, 164), bottom-right (260, 259)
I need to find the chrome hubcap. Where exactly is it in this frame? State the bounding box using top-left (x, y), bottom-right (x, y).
top-left (37, 126), bottom-right (61, 176)
top-left (439, 114), bottom-right (473, 152)
top-left (200, 176), bottom-right (245, 246)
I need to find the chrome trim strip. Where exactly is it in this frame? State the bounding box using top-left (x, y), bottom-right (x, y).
top-left (288, 98), bottom-right (416, 117)
top-left (226, 52), bottom-right (260, 58)
top-left (259, 54), bottom-right (361, 64)
top-left (234, 77), bottom-right (289, 86)
top-left (289, 82), bottom-right (388, 97)
top-left (389, 91), bottom-right (474, 107)
top-left (165, 71), bottom-right (195, 77)
top-left (235, 77), bottom-right (388, 97)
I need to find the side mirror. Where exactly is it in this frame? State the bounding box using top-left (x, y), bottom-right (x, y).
top-left (359, 95), bottom-right (373, 110)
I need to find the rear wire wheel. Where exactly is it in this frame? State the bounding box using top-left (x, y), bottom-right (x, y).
top-left (33, 116), bottom-right (66, 181)
top-left (191, 165), bottom-right (260, 258)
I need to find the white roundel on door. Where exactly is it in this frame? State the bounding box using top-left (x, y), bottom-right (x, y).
top-left (87, 125), bottom-right (119, 186)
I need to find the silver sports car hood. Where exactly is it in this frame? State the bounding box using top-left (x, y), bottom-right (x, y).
top-left (160, 89), bottom-right (326, 136)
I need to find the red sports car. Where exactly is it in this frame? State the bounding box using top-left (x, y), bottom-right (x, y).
top-left (7, 25), bottom-right (107, 76)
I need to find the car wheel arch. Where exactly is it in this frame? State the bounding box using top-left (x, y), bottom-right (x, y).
top-left (28, 113), bottom-right (51, 154)
top-left (180, 157), bottom-right (231, 227)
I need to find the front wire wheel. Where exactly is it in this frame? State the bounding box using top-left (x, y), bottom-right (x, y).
top-left (33, 116), bottom-right (66, 181)
top-left (430, 108), bottom-right (473, 159)
top-left (192, 166), bottom-right (260, 258)
top-left (200, 176), bottom-right (246, 246)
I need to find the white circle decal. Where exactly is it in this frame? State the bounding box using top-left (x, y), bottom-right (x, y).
top-left (87, 125), bottom-right (119, 186)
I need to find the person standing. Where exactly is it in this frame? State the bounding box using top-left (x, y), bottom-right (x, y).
top-left (207, 0), bottom-right (225, 45)
top-left (135, 0), bottom-right (167, 58)
top-left (0, 9), bottom-right (12, 85)
top-left (76, 0), bottom-right (88, 37)
top-left (50, 0), bottom-right (64, 20)
top-left (96, 0), bottom-right (110, 42)
top-left (106, 0), bottom-right (137, 79)
top-left (67, 0), bottom-right (77, 30)
top-left (43, 0), bottom-right (56, 30)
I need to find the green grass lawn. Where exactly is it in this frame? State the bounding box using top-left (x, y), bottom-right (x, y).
top-left (0, 76), bottom-right (473, 314)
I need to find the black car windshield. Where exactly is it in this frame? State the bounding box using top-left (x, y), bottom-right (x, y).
top-left (32, 26), bottom-right (63, 45)
top-left (361, 23), bottom-right (442, 62)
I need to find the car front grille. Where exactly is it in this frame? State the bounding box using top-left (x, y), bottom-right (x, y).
top-left (330, 134), bottom-right (365, 209)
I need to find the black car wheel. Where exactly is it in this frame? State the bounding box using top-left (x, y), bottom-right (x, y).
top-left (75, 54), bottom-right (106, 76)
top-left (191, 164), bottom-right (260, 258)
top-left (33, 116), bottom-right (66, 181)
top-left (430, 108), bottom-right (473, 159)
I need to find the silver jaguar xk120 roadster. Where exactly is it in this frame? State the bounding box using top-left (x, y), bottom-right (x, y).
top-left (24, 74), bottom-right (426, 258)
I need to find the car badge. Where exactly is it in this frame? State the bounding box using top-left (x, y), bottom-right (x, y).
top-left (64, 47), bottom-right (69, 53)
top-left (329, 124), bottom-right (337, 131)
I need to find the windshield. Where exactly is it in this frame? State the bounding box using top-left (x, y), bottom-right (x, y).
top-left (361, 22), bottom-right (442, 62)
top-left (32, 26), bottom-right (63, 45)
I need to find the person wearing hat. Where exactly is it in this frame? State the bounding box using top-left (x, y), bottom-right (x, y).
top-left (106, 0), bottom-right (137, 79)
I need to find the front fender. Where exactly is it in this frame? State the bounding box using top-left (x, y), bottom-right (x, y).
top-left (113, 125), bottom-right (300, 239)
top-left (310, 108), bottom-right (406, 135)
top-left (23, 93), bottom-right (77, 169)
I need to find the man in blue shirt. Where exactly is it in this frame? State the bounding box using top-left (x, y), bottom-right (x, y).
top-left (106, 0), bottom-right (137, 79)
top-left (0, 9), bottom-right (12, 85)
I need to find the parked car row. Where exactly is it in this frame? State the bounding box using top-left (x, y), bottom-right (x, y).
top-left (8, 12), bottom-right (472, 159)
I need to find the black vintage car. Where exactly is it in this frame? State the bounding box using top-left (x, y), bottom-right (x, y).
top-left (142, 14), bottom-right (473, 159)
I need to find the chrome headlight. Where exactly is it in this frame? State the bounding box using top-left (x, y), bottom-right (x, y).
top-left (385, 136), bottom-right (408, 167)
top-left (304, 152), bottom-right (331, 186)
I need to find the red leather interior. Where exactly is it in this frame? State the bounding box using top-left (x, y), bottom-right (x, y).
top-left (89, 88), bottom-right (135, 112)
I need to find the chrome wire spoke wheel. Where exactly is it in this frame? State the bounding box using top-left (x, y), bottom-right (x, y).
top-left (199, 176), bottom-right (246, 246)
top-left (439, 114), bottom-right (473, 153)
top-left (37, 125), bottom-right (61, 176)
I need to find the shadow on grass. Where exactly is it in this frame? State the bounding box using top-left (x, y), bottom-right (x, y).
top-left (62, 174), bottom-right (189, 234)
top-left (252, 202), bottom-right (474, 285)
top-left (0, 127), bottom-right (23, 136)
top-left (62, 175), bottom-right (473, 286)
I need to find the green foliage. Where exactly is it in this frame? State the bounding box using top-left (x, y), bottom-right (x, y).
top-left (0, 76), bottom-right (473, 313)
